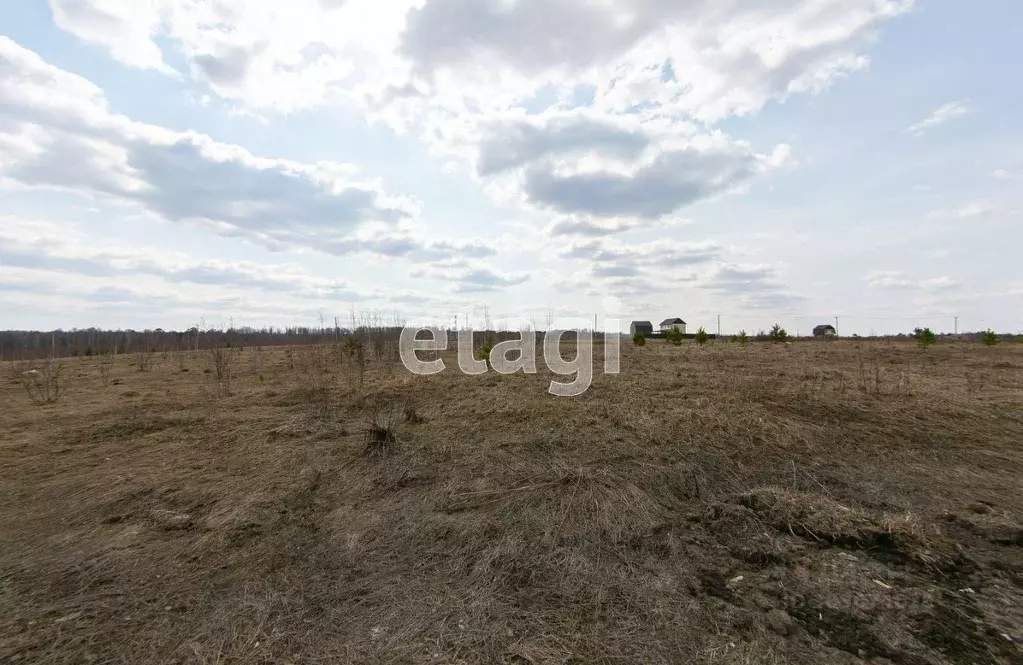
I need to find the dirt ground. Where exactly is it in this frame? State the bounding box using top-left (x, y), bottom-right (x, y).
top-left (1, 339), bottom-right (1021, 664)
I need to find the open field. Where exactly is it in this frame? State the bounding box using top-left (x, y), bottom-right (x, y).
top-left (1, 340), bottom-right (1022, 664)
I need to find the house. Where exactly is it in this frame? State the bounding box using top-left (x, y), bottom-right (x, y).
top-left (630, 321), bottom-right (654, 337)
top-left (660, 318), bottom-right (687, 334)
top-left (813, 324), bottom-right (837, 337)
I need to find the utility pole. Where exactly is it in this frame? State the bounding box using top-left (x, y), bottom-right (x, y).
top-left (835, 316), bottom-right (839, 336)
top-left (717, 314), bottom-right (721, 337)
top-left (954, 316), bottom-right (958, 335)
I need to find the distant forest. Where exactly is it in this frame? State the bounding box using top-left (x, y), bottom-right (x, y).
top-left (0, 326), bottom-right (376, 361)
top-left (0, 326), bottom-right (603, 361)
top-left (0, 326), bottom-right (1011, 361)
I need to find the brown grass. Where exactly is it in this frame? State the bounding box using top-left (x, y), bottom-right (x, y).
top-left (1, 340), bottom-right (1022, 664)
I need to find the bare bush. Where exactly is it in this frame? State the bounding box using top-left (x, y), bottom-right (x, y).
top-left (19, 358), bottom-right (67, 404)
top-left (250, 345), bottom-right (264, 372)
top-left (343, 337), bottom-right (366, 390)
top-left (99, 362), bottom-right (111, 387)
top-left (307, 343), bottom-right (339, 419)
top-left (206, 344), bottom-right (241, 397)
top-left (365, 405), bottom-right (405, 455)
top-left (135, 344), bottom-right (153, 372)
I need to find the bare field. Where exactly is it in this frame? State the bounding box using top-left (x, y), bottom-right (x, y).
top-left (1, 341), bottom-right (1022, 664)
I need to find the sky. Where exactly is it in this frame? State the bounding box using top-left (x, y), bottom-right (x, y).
top-left (1, 0), bottom-right (1021, 336)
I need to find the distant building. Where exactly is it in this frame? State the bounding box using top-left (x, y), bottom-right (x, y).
top-left (660, 317), bottom-right (687, 334)
top-left (630, 321), bottom-right (654, 337)
top-left (813, 324), bottom-right (837, 337)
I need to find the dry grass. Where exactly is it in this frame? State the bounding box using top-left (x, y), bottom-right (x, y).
top-left (1, 340), bottom-right (1022, 664)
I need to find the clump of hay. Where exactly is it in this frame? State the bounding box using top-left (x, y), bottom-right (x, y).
top-left (732, 487), bottom-right (961, 570)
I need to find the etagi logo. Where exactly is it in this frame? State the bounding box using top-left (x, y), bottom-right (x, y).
top-left (398, 303), bottom-right (621, 397)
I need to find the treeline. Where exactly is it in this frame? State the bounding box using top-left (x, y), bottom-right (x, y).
top-left (0, 326), bottom-right (360, 361)
top-left (0, 326), bottom-right (611, 361)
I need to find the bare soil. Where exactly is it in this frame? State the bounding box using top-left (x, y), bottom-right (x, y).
top-left (1, 340), bottom-right (1022, 664)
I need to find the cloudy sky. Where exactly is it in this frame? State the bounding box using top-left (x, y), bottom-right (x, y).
top-left (1, 0), bottom-right (1020, 335)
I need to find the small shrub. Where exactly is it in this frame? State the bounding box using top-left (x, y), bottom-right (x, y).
top-left (476, 339), bottom-right (495, 368)
top-left (768, 324), bottom-right (789, 343)
top-left (665, 325), bottom-right (684, 346)
top-left (694, 327), bottom-right (709, 345)
top-left (339, 339), bottom-right (366, 390)
top-left (912, 327), bottom-right (936, 349)
top-left (20, 358), bottom-right (67, 404)
top-left (135, 345), bottom-right (153, 372)
top-left (633, 332), bottom-right (646, 346)
top-left (366, 407), bottom-right (404, 454)
top-left (736, 329), bottom-right (749, 346)
top-left (982, 329), bottom-right (999, 346)
top-left (343, 337), bottom-right (362, 356)
top-left (206, 344), bottom-right (241, 396)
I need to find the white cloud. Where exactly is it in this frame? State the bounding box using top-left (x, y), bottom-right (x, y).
top-left (545, 214), bottom-right (691, 237)
top-left (41, 0), bottom-right (903, 229)
top-left (44, 1), bottom-right (910, 164)
top-left (400, 0), bottom-right (912, 122)
top-left (427, 107), bottom-right (791, 219)
top-left (925, 201), bottom-right (993, 219)
top-left (867, 270), bottom-right (958, 291)
top-left (558, 238), bottom-right (724, 267)
top-left (907, 100), bottom-right (970, 136)
top-left (0, 38), bottom-right (501, 263)
top-left (992, 167), bottom-right (1022, 181)
top-left (473, 110), bottom-right (654, 177)
top-left (699, 263), bottom-right (803, 308)
top-left (555, 237), bottom-right (735, 297)
top-left (48, 0), bottom-right (419, 113)
top-left (867, 270), bottom-right (915, 290)
top-left (921, 276), bottom-right (959, 290)
top-left (48, 0), bottom-right (912, 122)
top-left (0, 216), bottom-right (363, 298)
top-left (410, 265), bottom-right (531, 293)
top-left (521, 137), bottom-right (784, 218)
top-left (49, 0), bottom-right (174, 74)
top-left (0, 215), bottom-right (474, 324)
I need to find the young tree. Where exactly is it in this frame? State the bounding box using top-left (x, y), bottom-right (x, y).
top-left (736, 329), bottom-right (749, 346)
top-left (768, 323), bottom-right (789, 343)
top-left (665, 325), bottom-right (684, 346)
top-left (982, 329), bottom-right (1000, 346)
top-left (912, 327), bottom-right (936, 349)
top-left (694, 327), bottom-right (709, 345)
top-left (633, 332), bottom-right (646, 346)
top-left (475, 340), bottom-right (494, 369)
